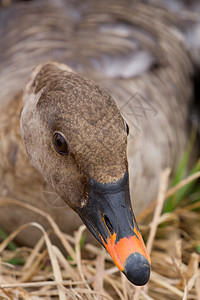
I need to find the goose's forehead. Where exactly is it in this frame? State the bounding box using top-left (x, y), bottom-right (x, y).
top-left (37, 71), bottom-right (125, 141)
top-left (34, 63), bottom-right (124, 132)
top-left (58, 90), bottom-right (124, 135)
top-left (57, 89), bottom-right (120, 128)
top-left (40, 88), bottom-right (126, 149)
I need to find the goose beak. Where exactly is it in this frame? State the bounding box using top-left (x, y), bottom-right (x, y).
top-left (77, 171), bottom-right (151, 286)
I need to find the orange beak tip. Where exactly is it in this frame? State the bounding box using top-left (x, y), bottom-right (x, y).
top-left (103, 234), bottom-right (151, 286)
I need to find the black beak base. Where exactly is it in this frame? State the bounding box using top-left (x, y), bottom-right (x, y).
top-left (77, 171), bottom-right (135, 245)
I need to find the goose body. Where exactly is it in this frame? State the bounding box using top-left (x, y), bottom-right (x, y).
top-left (0, 0), bottom-right (197, 285)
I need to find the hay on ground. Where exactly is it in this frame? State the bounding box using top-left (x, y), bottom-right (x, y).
top-left (0, 169), bottom-right (200, 300)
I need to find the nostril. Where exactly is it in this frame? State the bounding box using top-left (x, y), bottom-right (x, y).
top-left (103, 215), bottom-right (114, 235)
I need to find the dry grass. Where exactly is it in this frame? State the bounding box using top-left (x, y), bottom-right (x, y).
top-left (0, 169), bottom-right (200, 300)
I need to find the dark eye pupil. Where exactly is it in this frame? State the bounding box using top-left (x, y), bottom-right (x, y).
top-left (126, 123), bottom-right (129, 135)
top-left (56, 138), bottom-right (63, 147)
top-left (53, 132), bottom-right (68, 154)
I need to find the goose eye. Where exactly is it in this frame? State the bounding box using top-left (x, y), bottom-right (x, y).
top-left (125, 122), bottom-right (129, 135)
top-left (53, 132), bottom-right (68, 154)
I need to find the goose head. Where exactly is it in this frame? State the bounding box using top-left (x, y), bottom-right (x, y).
top-left (20, 62), bottom-right (151, 285)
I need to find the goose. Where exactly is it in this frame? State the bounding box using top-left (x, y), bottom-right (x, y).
top-left (0, 0), bottom-right (197, 286)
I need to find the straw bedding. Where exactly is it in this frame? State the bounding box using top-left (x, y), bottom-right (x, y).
top-left (0, 168), bottom-right (199, 300)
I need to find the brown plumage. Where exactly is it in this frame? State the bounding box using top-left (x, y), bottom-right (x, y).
top-left (0, 1), bottom-right (195, 249)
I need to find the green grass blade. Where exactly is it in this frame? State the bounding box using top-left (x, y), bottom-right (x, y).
top-left (164, 129), bottom-right (199, 212)
top-left (0, 227), bottom-right (18, 251)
